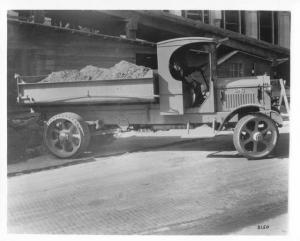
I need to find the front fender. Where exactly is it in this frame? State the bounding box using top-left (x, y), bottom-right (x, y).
top-left (217, 105), bottom-right (262, 131)
top-left (270, 110), bottom-right (283, 127)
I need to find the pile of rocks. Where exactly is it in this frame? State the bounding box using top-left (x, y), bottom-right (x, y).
top-left (40, 61), bottom-right (153, 83)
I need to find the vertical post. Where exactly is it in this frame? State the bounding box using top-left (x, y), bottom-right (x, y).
top-left (257, 11), bottom-right (261, 40)
top-left (126, 16), bottom-right (138, 40)
top-left (212, 118), bottom-right (216, 135)
top-left (244, 11), bottom-right (258, 39)
top-left (272, 11), bottom-right (275, 45)
top-left (210, 44), bottom-right (217, 82)
top-left (15, 74), bottom-right (21, 103)
top-left (238, 11), bottom-right (242, 34)
top-left (278, 82), bottom-right (283, 110)
top-left (223, 11), bottom-right (226, 29)
top-left (278, 11), bottom-right (291, 48)
top-left (209, 10), bottom-right (222, 27)
top-left (187, 121), bottom-right (190, 134)
top-left (210, 44), bottom-right (217, 112)
top-left (279, 79), bottom-right (290, 115)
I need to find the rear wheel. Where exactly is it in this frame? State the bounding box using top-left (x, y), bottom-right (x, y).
top-left (233, 114), bottom-right (279, 159)
top-left (44, 112), bottom-right (90, 158)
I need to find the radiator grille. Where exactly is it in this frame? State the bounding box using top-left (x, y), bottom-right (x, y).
top-left (225, 93), bottom-right (256, 109)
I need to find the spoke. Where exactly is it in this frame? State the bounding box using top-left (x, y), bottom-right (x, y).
top-left (261, 140), bottom-right (270, 148)
top-left (62, 142), bottom-right (68, 151)
top-left (254, 120), bottom-right (259, 132)
top-left (50, 139), bottom-right (60, 146)
top-left (71, 140), bottom-right (79, 150)
top-left (242, 138), bottom-right (251, 145)
top-left (242, 140), bottom-right (252, 151)
top-left (69, 125), bottom-right (74, 132)
top-left (61, 120), bottom-right (68, 130)
top-left (51, 128), bottom-right (60, 134)
top-left (50, 129), bottom-right (60, 139)
top-left (62, 141), bottom-right (71, 152)
top-left (245, 120), bottom-right (255, 132)
top-left (70, 125), bottom-right (78, 133)
top-left (242, 140), bottom-right (253, 152)
top-left (51, 139), bottom-right (63, 150)
top-left (261, 128), bottom-right (269, 135)
top-left (72, 133), bottom-right (81, 140)
top-left (253, 141), bottom-right (258, 153)
top-left (263, 122), bottom-right (269, 130)
top-left (66, 122), bottom-right (73, 130)
top-left (71, 136), bottom-right (80, 146)
top-left (263, 131), bottom-right (273, 140)
top-left (242, 128), bottom-right (251, 135)
top-left (55, 122), bottom-right (61, 129)
top-left (59, 139), bottom-right (66, 147)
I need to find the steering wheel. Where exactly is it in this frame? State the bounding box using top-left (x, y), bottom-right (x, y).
top-left (170, 61), bottom-right (185, 81)
top-left (202, 90), bottom-right (209, 99)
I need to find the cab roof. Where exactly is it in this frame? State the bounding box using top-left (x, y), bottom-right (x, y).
top-left (157, 37), bottom-right (216, 47)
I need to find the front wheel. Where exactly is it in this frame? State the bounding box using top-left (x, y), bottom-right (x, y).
top-left (233, 114), bottom-right (279, 159)
top-left (44, 112), bottom-right (91, 158)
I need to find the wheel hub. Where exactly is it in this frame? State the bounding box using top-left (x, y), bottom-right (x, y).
top-left (253, 132), bottom-right (263, 142)
top-left (59, 131), bottom-right (70, 142)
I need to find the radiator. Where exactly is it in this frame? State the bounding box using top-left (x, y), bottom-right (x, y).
top-left (217, 88), bottom-right (260, 112)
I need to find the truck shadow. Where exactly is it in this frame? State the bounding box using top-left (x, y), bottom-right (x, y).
top-left (7, 132), bottom-right (289, 177)
top-left (89, 132), bottom-right (289, 160)
top-left (206, 132), bottom-right (289, 160)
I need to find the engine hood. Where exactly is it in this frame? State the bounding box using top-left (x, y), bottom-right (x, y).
top-left (215, 75), bottom-right (270, 89)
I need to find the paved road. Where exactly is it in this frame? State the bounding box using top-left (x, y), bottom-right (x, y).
top-left (7, 132), bottom-right (289, 235)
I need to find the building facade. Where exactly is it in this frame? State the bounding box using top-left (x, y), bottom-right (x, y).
top-left (167, 10), bottom-right (290, 49)
top-left (7, 10), bottom-right (290, 112)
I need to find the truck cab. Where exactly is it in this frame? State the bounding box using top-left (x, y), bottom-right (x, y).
top-left (157, 37), bottom-right (273, 117)
top-left (157, 37), bottom-right (216, 115)
top-left (157, 37), bottom-right (282, 159)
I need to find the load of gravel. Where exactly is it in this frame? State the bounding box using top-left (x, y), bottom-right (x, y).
top-left (108, 60), bottom-right (153, 79)
top-left (40, 61), bottom-right (153, 83)
top-left (40, 70), bottom-right (89, 83)
top-left (80, 65), bottom-right (110, 80)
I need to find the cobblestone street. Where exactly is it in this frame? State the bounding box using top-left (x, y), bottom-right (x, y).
top-left (7, 128), bottom-right (289, 235)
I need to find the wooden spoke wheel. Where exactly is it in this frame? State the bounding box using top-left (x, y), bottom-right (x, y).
top-left (44, 113), bottom-right (90, 158)
top-left (233, 114), bottom-right (279, 159)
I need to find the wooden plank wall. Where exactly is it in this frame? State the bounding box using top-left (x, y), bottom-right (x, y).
top-left (217, 53), bottom-right (272, 78)
top-left (7, 21), bottom-right (156, 112)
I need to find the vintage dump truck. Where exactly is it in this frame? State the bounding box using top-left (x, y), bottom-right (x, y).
top-left (16, 37), bottom-right (283, 159)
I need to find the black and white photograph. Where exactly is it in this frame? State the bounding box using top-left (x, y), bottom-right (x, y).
top-left (2, 0), bottom-right (300, 239)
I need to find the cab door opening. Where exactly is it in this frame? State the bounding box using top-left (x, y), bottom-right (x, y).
top-left (169, 44), bottom-right (211, 110)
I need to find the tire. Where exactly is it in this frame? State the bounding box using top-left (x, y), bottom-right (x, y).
top-left (233, 114), bottom-right (279, 159)
top-left (43, 112), bottom-right (91, 158)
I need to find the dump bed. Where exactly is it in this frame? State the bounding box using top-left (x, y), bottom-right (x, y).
top-left (16, 75), bottom-right (158, 106)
